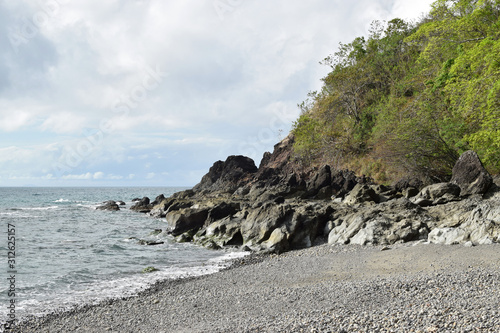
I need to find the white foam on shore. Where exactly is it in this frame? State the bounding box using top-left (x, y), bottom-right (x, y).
top-left (7, 250), bottom-right (250, 322)
top-left (21, 205), bottom-right (59, 211)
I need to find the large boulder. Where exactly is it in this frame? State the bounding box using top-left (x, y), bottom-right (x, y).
top-left (96, 200), bottom-right (120, 211)
top-left (451, 150), bottom-right (493, 196)
top-left (130, 197), bottom-right (152, 213)
top-left (192, 155), bottom-right (258, 194)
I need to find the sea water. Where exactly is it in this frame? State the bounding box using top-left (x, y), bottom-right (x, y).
top-left (0, 187), bottom-right (246, 325)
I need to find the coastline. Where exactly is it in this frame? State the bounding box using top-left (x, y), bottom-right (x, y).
top-left (10, 241), bottom-right (500, 332)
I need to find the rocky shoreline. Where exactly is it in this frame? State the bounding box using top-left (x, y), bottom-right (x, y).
top-left (120, 135), bottom-right (500, 253)
top-left (11, 136), bottom-right (500, 332)
top-left (11, 242), bottom-right (500, 332)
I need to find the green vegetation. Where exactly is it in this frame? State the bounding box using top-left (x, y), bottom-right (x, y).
top-left (292, 0), bottom-right (500, 183)
top-left (142, 266), bottom-right (159, 273)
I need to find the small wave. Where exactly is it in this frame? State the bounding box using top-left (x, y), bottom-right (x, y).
top-left (76, 203), bottom-right (96, 209)
top-left (1, 211), bottom-right (41, 218)
top-left (54, 198), bottom-right (70, 203)
top-left (18, 206), bottom-right (59, 211)
top-left (34, 206), bottom-right (59, 211)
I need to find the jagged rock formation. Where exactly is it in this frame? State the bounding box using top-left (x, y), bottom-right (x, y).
top-left (130, 136), bottom-right (499, 253)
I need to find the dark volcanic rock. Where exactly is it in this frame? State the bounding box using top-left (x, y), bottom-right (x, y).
top-left (331, 169), bottom-right (361, 197)
top-left (343, 184), bottom-right (378, 205)
top-left (192, 155), bottom-right (258, 194)
top-left (130, 197), bottom-right (152, 213)
top-left (96, 200), bottom-right (120, 211)
top-left (166, 208), bottom-right (210, 236)
top-left (394, 177), bottom-right (424, 192)
top-left (125, 134), bottom-right (500, 253)
top-left (451, 150), bottom-right (493, 196)
top-left (306, 165), bottom-right (332, 197)
top-left (151, 194), bottom-right (166, 206)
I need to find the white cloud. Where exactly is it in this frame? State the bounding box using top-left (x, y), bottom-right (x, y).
top-left (0, 0), bottom-right (436, 186)
top-left (61, 171), bottom-right (106, 180)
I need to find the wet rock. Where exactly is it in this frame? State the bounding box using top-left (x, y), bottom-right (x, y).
top-left (130, 197), bottom-right (152, 213)
top-left (96, 200), bottom-right (120, 211)
top-left (166, 208), bottom-right (210, 236)
top-left (149, 197), bottom-right (177, 218)
top-left (137, 239), bottom-right (165, 246)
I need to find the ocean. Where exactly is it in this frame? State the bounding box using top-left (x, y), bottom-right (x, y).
top-left (0, 187), bottom-right (246, 326)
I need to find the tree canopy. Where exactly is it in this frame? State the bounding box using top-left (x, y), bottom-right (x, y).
top-left (292, 0), bottom-right (500, 183)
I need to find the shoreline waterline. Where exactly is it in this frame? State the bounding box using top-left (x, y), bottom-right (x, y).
top-left (9, 242), bottom-right (500, 332)
top-left (0, 187), bottom-right (245, 328)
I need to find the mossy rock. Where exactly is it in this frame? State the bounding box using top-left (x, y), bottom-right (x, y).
top-left (142, 266), bottom-right (159, 273)
top-left (149, 229), bottom-right (163, 236)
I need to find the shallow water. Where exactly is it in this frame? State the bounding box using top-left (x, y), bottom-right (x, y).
top-left (0, 187), bottom-right (246, 324)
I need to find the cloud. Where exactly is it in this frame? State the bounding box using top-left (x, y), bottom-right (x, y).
top-left (61, 172), bottom-right (104, 180)
top-left (0, 0), bottom-right (437, 186)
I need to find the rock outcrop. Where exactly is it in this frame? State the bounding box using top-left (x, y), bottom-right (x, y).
top-left (192, 155), bottom-right (258, 194)
top-left (451, 150), bottom-right (493, 196)
top-left (130, 197), bottom-right (152, 213)
top-left (96, 200), bottom-right (120, 211)
top-left (125, 139), bottom-right (499, 253)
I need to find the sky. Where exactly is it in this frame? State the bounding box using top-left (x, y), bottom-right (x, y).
top-left (0, 0), bottom-right (435, 187)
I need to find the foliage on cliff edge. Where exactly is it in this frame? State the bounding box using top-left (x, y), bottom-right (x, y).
top-left (292, 0), bottom-right (500, 183)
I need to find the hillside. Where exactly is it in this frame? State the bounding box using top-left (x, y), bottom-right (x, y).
top-left (292, 0), bottom-right (500, 184)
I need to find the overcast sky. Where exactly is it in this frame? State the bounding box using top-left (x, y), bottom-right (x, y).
top-left (0, 0), bottom-right (435, 187)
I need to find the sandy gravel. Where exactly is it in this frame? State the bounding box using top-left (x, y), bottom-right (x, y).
top-left (10, 241), bottom-right (500, 332)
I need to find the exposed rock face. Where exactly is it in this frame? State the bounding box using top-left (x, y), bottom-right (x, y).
top-left (166, 207), bottom-right (210, 236)
top-left (411, 183), bottom-right (461, 207)
top-left (427, 192), bottom-right (500, 245)
top-left (125, 138), bottom-right (499, 253)
top-left (192, 155), bottom-right (258, 194)
top-left (328, 198), bottom-right (429, 245)
top-left (343, 184), bottom-right (378, 205)
top-left (451, 150), bottom-right (493, 196)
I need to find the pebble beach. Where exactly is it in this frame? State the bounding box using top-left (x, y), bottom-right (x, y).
top-left (11, 242), bottom-right (500, 332)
